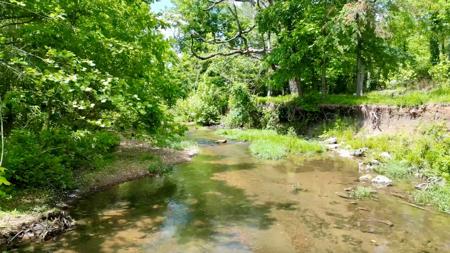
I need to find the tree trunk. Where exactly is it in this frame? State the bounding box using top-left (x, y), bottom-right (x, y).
top-left (321, 64), bottom-right (327, 95)
top-left (289, 78), bottom-right (301, 96)
top-left (430, 37), bottom-right (440, 65)
top-left (356, 37), bottom-right (365, 97)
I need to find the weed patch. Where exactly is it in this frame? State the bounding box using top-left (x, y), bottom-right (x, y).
top-left (217, 129), bottom-right (323, 160)
top-left (414, 186), bottom-right (450, 214)
top-left (350, 186), bottom-right (376, 199)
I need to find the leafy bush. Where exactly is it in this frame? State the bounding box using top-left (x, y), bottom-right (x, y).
top-left (260, 104), bottom-right (281, 130)
top-left (0, 167), bottom-right (10, 198)
top-left (429, 56), bottom-right (450, 88)
top-left (174, 83), bottom-right (228, 125)
top-left (3, 129), bottom-right (119, 190)
top-left (223, 84), bottom-right (258, 128)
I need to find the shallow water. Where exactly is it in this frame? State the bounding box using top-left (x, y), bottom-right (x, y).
top-left (14, 129), bottom-right (450, 252)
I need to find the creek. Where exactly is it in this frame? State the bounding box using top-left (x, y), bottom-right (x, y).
top-left (14, 129), bottom-right (450, 252)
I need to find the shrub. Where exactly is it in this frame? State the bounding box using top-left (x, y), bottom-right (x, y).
top-left (148, 158), bottom-right (173, 175)
top-left (3, 129), bottom-right (120, 190)
top-left (4, 129), bottom-right (74, 189)
top-left (174, 83), bottom-right (228, 126)
top-left (0, 167), bottom-right (11, 198)
top-left (260, 104), bottom-right (280, 130)
top-left (429, 56), bottom-right (450, 88)
top-left (223, 84), bottom-right (258, 128)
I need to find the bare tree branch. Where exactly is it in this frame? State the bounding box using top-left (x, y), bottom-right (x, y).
top-left (190, 37), bottom-right (265, 60)
top-left (192, 0), bottom-right (274, 60)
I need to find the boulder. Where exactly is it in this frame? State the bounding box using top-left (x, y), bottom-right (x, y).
top-left (352, 147), bottom-right (368, 157)
top-left (415, 182), bottom-right (428, 191)
top-left (380, 152), bottom-right (392, 160)
top-left (324, 137), bottom-right (338, 144)
top-left (337, 149), bottom-right (352, 158)
top-left (359, 174), bottom-right (373, 182)
top-left (186, 149), bottom-right (198, 157)
top-left (326, 144), bottom-right (340, 150)
top-left (371, 175), bottom-right (393, 187)
top-left (369, 159), bottom-right (381, 166)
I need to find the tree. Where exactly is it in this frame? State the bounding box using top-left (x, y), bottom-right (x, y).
top-left (1, 0), bottom-right (180, 135)
top-left (337, 0), bottom-right (402, 96)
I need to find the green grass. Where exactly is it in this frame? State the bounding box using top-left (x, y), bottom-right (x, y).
top-left (167, 139), bottom-right (198, 151)
top-left (350, 186), bottom-right (376, 199)
top-left (414, 186), bottom-right (450, 214)
top-left (256, 87), bottom-right (450, 107)
top-left (147, 157), bottom-right (174, 175)
top-left (217, 129), bottom-right (324, 160)
top-left (375, 160), bottom-right (412, 179)
top-left (0, 189), bottom-right (53, 215)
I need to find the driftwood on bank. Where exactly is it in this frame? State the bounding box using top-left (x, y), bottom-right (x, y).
top-left (0, 209), bottom-right (75, 247)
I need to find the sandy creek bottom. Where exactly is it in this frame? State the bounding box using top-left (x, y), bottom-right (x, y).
top-left (14, 129), bottom-right (450, 253)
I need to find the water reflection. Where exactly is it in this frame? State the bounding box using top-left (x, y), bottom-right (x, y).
top-left (11, 129), bottom-right (450, 253)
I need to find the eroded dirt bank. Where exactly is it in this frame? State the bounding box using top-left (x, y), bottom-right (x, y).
top-left (274, 103), bottom-right (450, 134)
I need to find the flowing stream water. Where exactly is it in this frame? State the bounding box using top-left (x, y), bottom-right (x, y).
top-left (14, 129), bottom-right (450, 252)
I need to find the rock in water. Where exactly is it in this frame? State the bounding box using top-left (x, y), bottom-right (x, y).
top-left (415, 182), bottom-right (428, 190)
top-left (324, 137), bottom-right (338, 144)
top-left (326, 144), bottom-right (340, 150)
top-left (359, 174), bottom-right (373, 182)
top-left (371, 175), bottom-right (393, 187)
top-left (380, 152), bottom-right (392, 160)
top-left (186, 149), bottom-right (198, 157)
top-left (337, 149), bottom-right (352, 158)
top-left (352, 147), bottom-right (368, 157)
top-left (369, 159), bottom-right (380, 166)
top-left (215, 139), bottom-right (227, 144)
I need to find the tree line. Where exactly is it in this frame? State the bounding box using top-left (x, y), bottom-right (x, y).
top-left (171, 0), bottom-right (449, 96)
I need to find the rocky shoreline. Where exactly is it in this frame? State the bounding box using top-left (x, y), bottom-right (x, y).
top-left (322, 136), bottom-right (445, 210)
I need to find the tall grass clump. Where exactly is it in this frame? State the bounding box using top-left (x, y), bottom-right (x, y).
top-left (375, 160), bottom-right (412, 179)
top-left (217, 129), bottom-right (323, 160)
top-left (350, 186), bottom-right (375, 199)
top-left (414, 186), bottom-right (450, 214)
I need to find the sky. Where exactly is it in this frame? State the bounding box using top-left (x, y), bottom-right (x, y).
top-left (151, 0), bottom-right (175, 12)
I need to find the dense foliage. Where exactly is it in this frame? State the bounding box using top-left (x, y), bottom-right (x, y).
top-left (0, 0), bottom-right (184, 193)
top-left (0, 0), bottom-right (448, 212)
top-left (172, 0), bottom-right (449, 94)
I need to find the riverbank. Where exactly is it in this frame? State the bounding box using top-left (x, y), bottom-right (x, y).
top-left (0, 140), bottom-right (197, 248)
top-left (216, 100), bottom-right (450, 214)
top-left (7, 127), bottom-right (450, 253)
